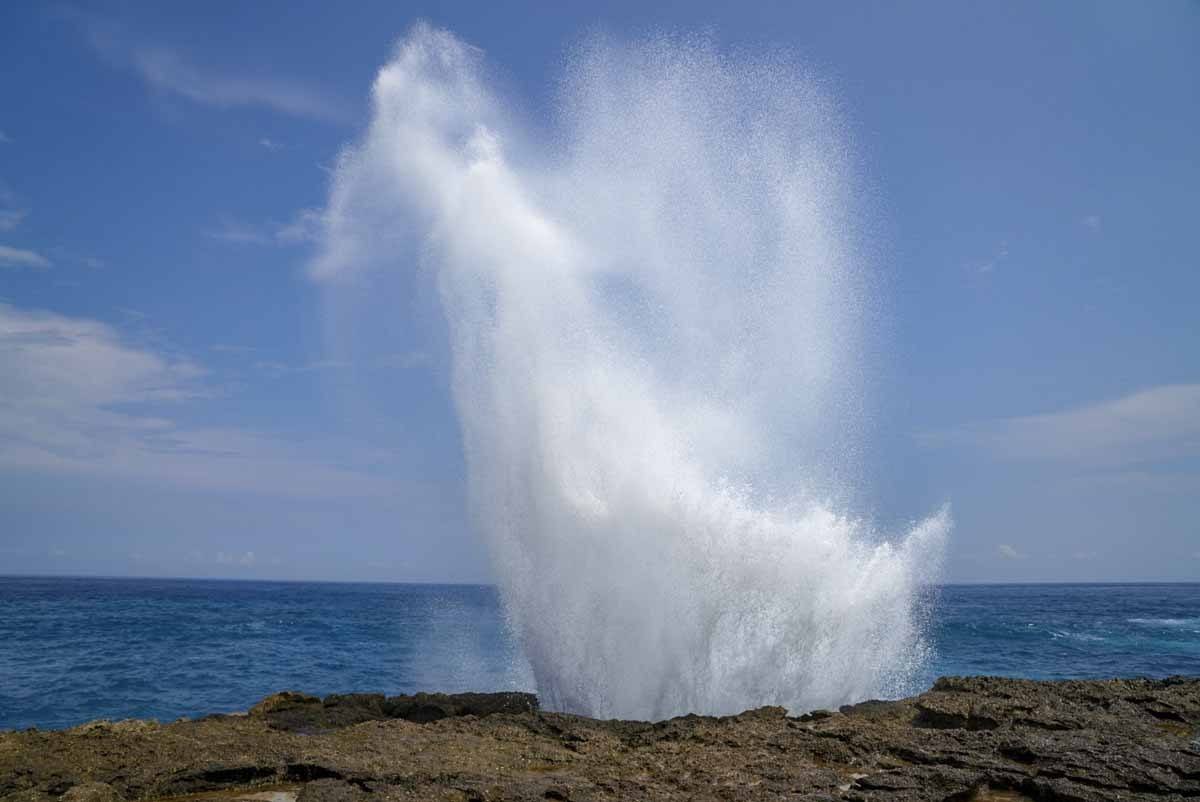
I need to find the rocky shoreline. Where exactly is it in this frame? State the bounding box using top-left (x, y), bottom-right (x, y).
top-left (2, 677), bottom-right (1197, 802)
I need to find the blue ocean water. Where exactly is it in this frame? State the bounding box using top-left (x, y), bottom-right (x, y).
top-left (0, 577), bottom-right (1196, 730)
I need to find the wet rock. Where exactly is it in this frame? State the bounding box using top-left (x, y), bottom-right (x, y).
top-left (796, 708), bottom-right (837, 722)
top-left (249, 693), bottom-right (322, 717)
top-left (382, 691), bottom-right (539, 722)
top-left (253, 691), bottom-right (539, 732)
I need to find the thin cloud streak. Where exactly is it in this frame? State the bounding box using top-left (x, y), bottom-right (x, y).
top-left (75, 13), bottom-right (351, 124)
top-left (970, 241), bottom-right (1008, 275)
top-left (919, 384), bottom-right (1200, 466)
top-left (255, 358), bottom-right (350, 378)
top-left (0, 245), bottom-right (51, 269)
top-left (132, 47), bottom-right (351, 122)
top-left (207, 209), bottom-right (325, 247)
top-left (206, 218), bottom-right (272, 245)
top-left (0, 210), bottom-right (27, 232)
top-left (0, 184), bottom-right (27, 232)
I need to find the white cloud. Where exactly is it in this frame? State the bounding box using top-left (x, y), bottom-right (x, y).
top-left (258, 137), bottom-right (284, 151)
top-left (0, 302), bottom-right (202, 409)
top-left (920, 384), bottom-right (1200, 466)
top-left (0, 302), bottom-right (411, 497)
top-left (78, 15), bottom-right (350, 123)
top-left (0, 245), bottom-right (52, 269)
top-left (997, 544), bottom-right (1024, 560)
top-left (1082, 214), bottom-right (1102, 232)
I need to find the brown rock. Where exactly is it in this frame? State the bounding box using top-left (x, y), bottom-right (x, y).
top-left (59, 783), bottom-right (117, 802)
top-left (0, 679), bottom-right (1196, 801)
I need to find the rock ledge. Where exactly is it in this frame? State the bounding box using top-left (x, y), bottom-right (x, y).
top-left (2, 677), bottom-right (1197, 801)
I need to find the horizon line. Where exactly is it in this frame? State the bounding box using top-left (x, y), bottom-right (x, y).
top-left (1, 572), bottom-right (1197, 588)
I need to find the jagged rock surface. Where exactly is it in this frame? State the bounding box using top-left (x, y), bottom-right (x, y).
top-left (1, 678), bottom-right (1197, 802)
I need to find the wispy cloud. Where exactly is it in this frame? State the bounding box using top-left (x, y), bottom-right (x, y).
top-left (42, 246), bottom-right (106, 269)
top-left (75, 13), bottom-right (351, 124)
top-left (997, 544), bottom-right (1024, 560)
top-left (211, 343), bottom-right (258, 355)
top-left (216, 550), bottom-right (256, 567)
top-left (376, 351), bottom-right (432, 369)
top-left (0, 301), bottom-right (406, 497)
top-left (1082, 214), bottom-right (1102, 232)
top-left (969, 241), bottom-right (1009, 275)
top-left (919, 384), bottom-right (1200, 467)
top-left (255, 358), bottom-right (349, 379)
top-left (207, 208), bottom-right (325, 247)
top-left (258, 137), bottom-right (285, 151)
top-left (0, 183), bottom-right (28, 232)
top-left (218, 347), bottom-right (428, 376)
top-left (206, 218), bottom-right (273, 245)
top-left (274, 209), bottom-right (324, 244)
top-left (116, 307), bottom-right (147, 322)
top-left (0, 244), bottom-right (51, 269)
top-left (0, 209), bottom-right (26, 233)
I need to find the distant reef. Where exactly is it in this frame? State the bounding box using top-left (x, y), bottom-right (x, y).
top-left (2, 677), bottom-right (1198, 802)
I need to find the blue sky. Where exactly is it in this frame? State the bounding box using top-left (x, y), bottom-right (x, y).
top-left (0, 1), bottom-right (1197, 583)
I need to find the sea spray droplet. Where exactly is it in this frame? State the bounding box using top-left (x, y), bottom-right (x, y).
top-left (315, 23), bottom-right (950, 720)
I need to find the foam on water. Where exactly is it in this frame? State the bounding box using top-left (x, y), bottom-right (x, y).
top-left (1129, 618), bottom-right (1200, 628)
top-left (314, 24), bottom-right (949, 719)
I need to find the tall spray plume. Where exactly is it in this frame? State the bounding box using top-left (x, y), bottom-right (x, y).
top-left (314, 24), bottom-right (949, 720)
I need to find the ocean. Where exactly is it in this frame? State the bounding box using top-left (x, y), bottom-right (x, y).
top-left (0, 576), bottom-right (1196, 731)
